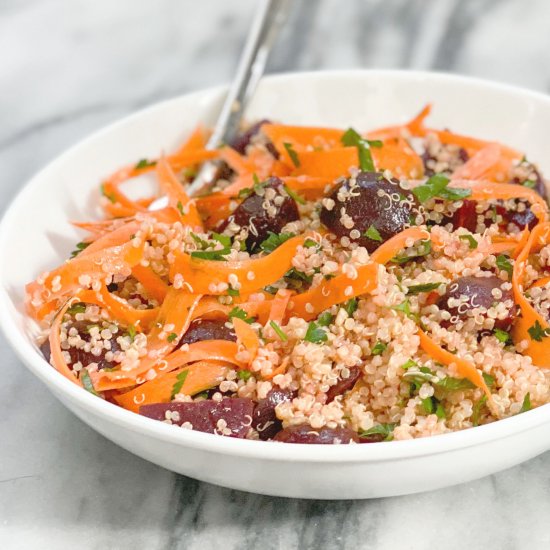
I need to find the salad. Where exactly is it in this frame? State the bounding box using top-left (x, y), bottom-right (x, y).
top-left (26, 105), bottom-right (550, 443)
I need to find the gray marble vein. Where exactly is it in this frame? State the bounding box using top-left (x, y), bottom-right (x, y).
top-left (2, 0), bottom-right (550, 548)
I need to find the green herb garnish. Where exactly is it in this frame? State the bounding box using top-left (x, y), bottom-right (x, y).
top-left (519, 392), bottom-right (532, 413)
top-left (317, 311), bottom-right (334, 327)
top-left (283, 184), bottom-right (306, 205)
top-left (528, 320), bottom-right (550, 342)
top-left (81, 369), bottom-right (99, 396)
top-left (472, 395), bottom-right (487, 426)
top-left (341, 127), bottom-right (379, 172)
top-left (459, 234), bottom-right (478, 249)
top-left (167, 332), bottom-right (178, 343)
top-left (229, 307), bottom-right (255, 324)
top-left (371, 341), bottom-right (387, 355)
top-left (364, 225), bottom-right (382, 242)
top-left (304, 321), bottom-right (328, 344)
top-left (391, 298), bottom-right (418, 321)
top-left (67, 302), bottom-right (86, 316)
top-left (135, 158), bottom-right (156, 170)
top-left (411, 173), bottom-right (472, 203)
top-left (523, 179), bottom-right (537, 189)
top-left (496, 254), bottom-right (513, 278)
top-left (190, 248), bottom-right (231, 261)
top-left (304, 238), bottom-right (319, 249)
top-left (237, 370), bottom-right (252, 381)
top-left (70, 241), bottom-right (90, 259)
top-left (269, 320), bottom-right (288, 342)
top-left (227, 288), bottom-right (240, 297)
top-left (407, 282), bottom-right (442, 295)
top-left (342, 298), bottom-right (358, 317)
top-left (176, 200), bottom-right (185, 216)
top-left (391, 239), bottom-right (432, 264)
top-left (283, 142), bottom-right (301, 167)
top-left (359, 423), bottom-right (396, 441)
top-left (259, 231), bottom-right (295, 253)
top-left (127, 324), bottom-right (137, 342)
top-left (494, 328), bottom-right (511, 344)
top-left (170, 369), bottom-right (189, 399)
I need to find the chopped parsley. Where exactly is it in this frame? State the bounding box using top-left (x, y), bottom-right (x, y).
top-left (401, 359), bottom-right (418, 370)
top-left (459, 234), bottom-right (478, 249)
top-left (229, 307), bottom-right (255, 324)
top-left (472, 395), bottom-right (487, 426)
top-left (190, 248), bottom-right (231, 261)
top-left (341, 127), bottom-right (381, 172)
top-left (134, 158), bottom-right (157, 170)
top-left (127, 324), bottom-right (137, 342)
top-left (283, 142), bottom-right (301, 167)
top-left (435, 401), bottom-right (446, 419)
top-left (436, 376), bottom-right (475, 391)
top-left (421, 396), bottom-right (436, 414)
top-left (342, 298), bottom-right (358, 317)
top-left (407, 282), bottom-right (442, 295)
top-left (67, 302), bottom-right (86, 316)
top-left (212, 232), bottom-right (232, 249)
top-left (364, 225), bottom-right (382, 242)
top-left (317, 311), bottom-right (334, 327)
top-left (176, 200), bottom-right (185, 216)
top-left (170, 369), bottom-right (189, 399)
top-left (411, 173), bottom-right (472, 203)
top-left (70, 241), bottom-right (90, 259)
top-left (371, 341), bottom-right (387, 355)
top-left (269, 320), bottom-right (288, 342)
top-left (391, 239), bottom-right (432, 264)
top-left (519, 392), bottom-right (532, 413)
top-left (237, 370), bottom-right (252, 381)
top-left (528, 320), bottom-right (550, 342)
top-left (283, 184), bottom-right (306, 205)
top-left (81, 369), bottom-right (99, 396)
top-left (359, 423), bottom-right (396, 442)
top-left (391, 298), bottom-right (418, 321)
top-left (494, 328), bottom-right (511, 344)
top-left (167, 332), bottom-right (178, 343)
top-left (496, 254), bottom-right (513, 278)
top-left (523, 179), bottom-right (537, 189)
top-left (304, 238), bottom-right (319, 249)
top-left (304, 321), bottom-right (328, 344)
top-left (227, 288), bottom-right (240, 297)
top-left (259, 231), bottom-right (295, 253)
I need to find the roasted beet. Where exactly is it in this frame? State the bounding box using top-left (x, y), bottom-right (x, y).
top-left (273, 424), bottom-right (359, 444)
top-left (445, 199), bottom-right (478, 232)
top-left (230, 119), bottom-right (278, 158)
top-left (510, 163), bottom-right (548, 201)
top-left (252, 388), bottom-right (296, 440)
top-left (496, 203), bottom-right (538, 231)
top-left (139, 398), bottom-right (254, 438)
top-left (320, 172), bottom-right (416, 253)
top-left (180, 318), bottom-right (236, 346)
top-left (39, 321), bottom-right (119, 370)
top-left (325, 366), bottom-right (362, 403)
top-left (436, 275), bottom-right (517, 331)
top-left (230, 177), bottom-right (300, 252)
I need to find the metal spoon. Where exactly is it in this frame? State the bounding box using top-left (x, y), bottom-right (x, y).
top-left (149, 0), bottom-right (292, 210)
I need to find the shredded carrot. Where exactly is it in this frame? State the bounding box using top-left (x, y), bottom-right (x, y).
top-left (131, 265), bottom-right (169, 302)
top-left (169, 233), bottom-right (311, 295)
top-left (114, 359), bottom-right (231, 413)
top-left (232, 317), bottom-right (260, 364)
top-left (48, 298), bottom-right (83, 387)
top-left (512, 222), bottom-right (550, 368)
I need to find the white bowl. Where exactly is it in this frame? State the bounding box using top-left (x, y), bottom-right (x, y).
top-left (3, 70), bottom-right (550, 500)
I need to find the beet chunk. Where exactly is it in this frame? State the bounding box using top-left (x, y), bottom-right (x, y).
top-left (231, 177), bottom-right (300, 252)
top-left (252, 388), bottom-right (296, 440)
top-left (510, 164), bottom-right (548, 201)
top-left (140, 398), bottom-right (254, 438)
top-left (320, 171), bottom-right (416, 253)
top-left (180, 319), bottom-right (236, 346)
top-left (436, 275), bottom-right (517, 331)
top-left (325, 366), bottom-right (362, 403)
top-left (230, 119), bottom-right (278, 158)
top-left (40, 320), bottom-right (119, 370)
top-left (273, 424), bottom-right (359, 444)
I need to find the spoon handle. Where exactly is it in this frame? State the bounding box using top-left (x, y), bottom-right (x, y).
top-left (186, 0), bottom-right (291, 196)
top-left (207, 0), bottom-right (292, 148)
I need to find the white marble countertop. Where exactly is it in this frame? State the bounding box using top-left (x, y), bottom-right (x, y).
top-left (3, 1), bottom-right (550, 548)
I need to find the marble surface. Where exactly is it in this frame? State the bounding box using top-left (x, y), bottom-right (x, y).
top-left (3, 0), bottom-right (550, 548)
